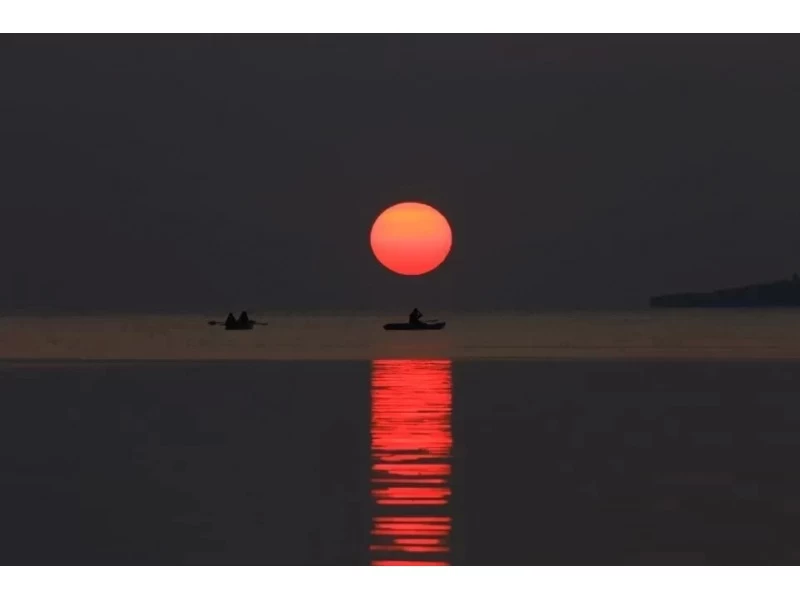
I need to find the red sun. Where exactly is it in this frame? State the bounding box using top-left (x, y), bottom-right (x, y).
top-left (370, 202), bottom-right (453, 276)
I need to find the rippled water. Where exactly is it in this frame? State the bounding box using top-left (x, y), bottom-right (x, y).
top-left (4, 311), bottom-right (800, 564)
top-left (371, 360), bottom-right (452, 565)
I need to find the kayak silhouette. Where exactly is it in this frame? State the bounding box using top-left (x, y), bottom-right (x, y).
top-left (383, 320), bottom-right (446, 331)
top-left (208, 311), bottom-right (266, 330)
top-left (384, 308), bottom-right (445, 330)
top-left (207, 320), bottom-right (267, 330)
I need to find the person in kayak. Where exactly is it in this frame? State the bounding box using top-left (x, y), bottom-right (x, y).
top-left (225, 312), bottom-right (237, 327)
top-left (238, 311), bottom-right (251, 326)
top-left (409, 308), bottom-right (423, 325)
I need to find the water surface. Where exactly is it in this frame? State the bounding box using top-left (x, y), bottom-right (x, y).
top-left (4, 310), bottom-right (800, 360)
top-left (2, 311), bottom-right (800, 564)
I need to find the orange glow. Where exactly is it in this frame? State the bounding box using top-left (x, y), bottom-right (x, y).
top-left (370, 545), bottom-right (449, 553)
top-left (394, 539), bottom-right (443, 546)
top-left (372, 560), bottom-right (449, 566)
top-left (370, 202), bottom-right (453, 275)
top-left (370, 360), bottom-right (453, 566)
top-left (373, 464), bottom-right (450, 476)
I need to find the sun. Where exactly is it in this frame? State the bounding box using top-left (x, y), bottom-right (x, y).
top-left (370, 202), bottom-right (452, 276)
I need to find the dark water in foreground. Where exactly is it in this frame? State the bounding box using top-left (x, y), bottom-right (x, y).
top-left (2, 358), bottom-right (800, 564)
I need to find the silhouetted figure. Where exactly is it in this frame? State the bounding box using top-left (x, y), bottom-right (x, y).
top-left (238, 311), bottom-right (250, 325)
top-left (225, 312), bottom-right (236, 327)
top-left (409, 308), bottom-right (423, 325)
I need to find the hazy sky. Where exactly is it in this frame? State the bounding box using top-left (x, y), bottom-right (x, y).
top-left (3, 34), bottom-right (800, 313)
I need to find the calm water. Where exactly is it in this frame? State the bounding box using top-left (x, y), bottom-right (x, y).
top-left (3, 311), bottom-right (800, 564)
top-left (4, 310), bottom-right (800, 360)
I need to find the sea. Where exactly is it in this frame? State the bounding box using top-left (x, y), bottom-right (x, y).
top-left (3, 310), bottom-right (800, 564)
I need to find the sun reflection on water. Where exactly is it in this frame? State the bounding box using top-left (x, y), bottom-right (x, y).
top-left (370, 359), bottom-right (453, 566)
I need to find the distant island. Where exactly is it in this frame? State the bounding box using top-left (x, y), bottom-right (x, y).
top-left (650, 274), bottom-right (800, 307)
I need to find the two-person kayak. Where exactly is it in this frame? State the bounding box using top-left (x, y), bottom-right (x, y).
top-left (224, 320), bottom-right (256, 330)
top-left (208, 311), bottom-right (266, 330)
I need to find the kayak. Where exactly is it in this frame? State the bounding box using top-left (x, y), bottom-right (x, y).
top-left (207, 318), bottom-right (265, 330)
top-left (383, 321), bottom-right (446, 331)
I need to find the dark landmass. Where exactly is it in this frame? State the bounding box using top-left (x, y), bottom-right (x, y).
top-left (650, 274), bottom-right (800, 307)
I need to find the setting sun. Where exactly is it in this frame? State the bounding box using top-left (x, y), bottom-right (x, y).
top-left (370, 202), bottom-right (453, 276)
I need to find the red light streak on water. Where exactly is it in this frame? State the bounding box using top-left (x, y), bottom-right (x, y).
top-left (370, 360), bottom-right (453, 566)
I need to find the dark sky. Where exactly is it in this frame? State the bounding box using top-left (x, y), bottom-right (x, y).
top-left (3, 34), bottom-right (800, 313)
